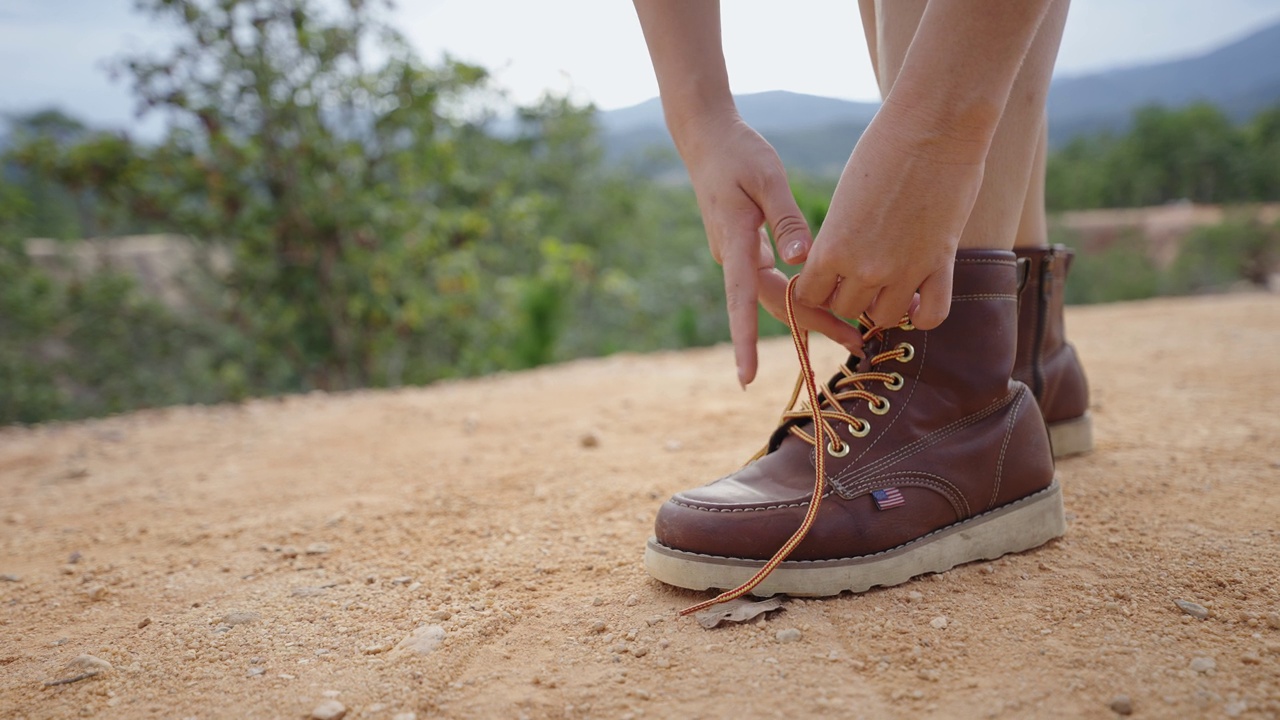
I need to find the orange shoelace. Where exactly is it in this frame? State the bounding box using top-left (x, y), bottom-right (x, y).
top-left (679, 275), bottom-right (912, 616)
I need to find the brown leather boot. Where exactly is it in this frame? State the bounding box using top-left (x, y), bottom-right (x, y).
top-left (645, 250), bottom-right (1064, 598)
top-left (1013, 245), bottom-right (1092, 457)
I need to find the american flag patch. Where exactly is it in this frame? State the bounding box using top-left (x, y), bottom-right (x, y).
top-left (872, 487), bottom-right (906, 510)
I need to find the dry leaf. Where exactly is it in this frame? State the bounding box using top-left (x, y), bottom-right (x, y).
top-left (694, 597), bottom-right (787, 629)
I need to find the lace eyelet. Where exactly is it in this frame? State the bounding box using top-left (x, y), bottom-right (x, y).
top-left (827, 441), bottom-right (850, 458)
top-left (884, 372), bottom-right (904, 391)
top-left (848, 421), bottom-right (870, 438)
top-left (869, 398), bottom-right (890, 415)
top-left (895, 343), bottom-right (915, 363)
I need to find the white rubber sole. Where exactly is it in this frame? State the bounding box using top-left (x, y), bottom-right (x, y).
top-left (644, 480), bottom-right (1065, 597)
top-left (1048, 412), bottom-right (1093, 458)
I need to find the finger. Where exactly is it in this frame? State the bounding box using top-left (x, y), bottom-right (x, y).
top-left (758, 268), bottom-right (863, 355)
top-left (828, 278), bottom-right (879, 325)
top-left (864, 285), bottom-right (918, 330)
top-left (911, 265), bottom-right (954, 330)
top-left (757, 226), bottom-right (774, 269)
top-left (722, 234), bottom-right (762, 388)
top-left (758, 175), bottom-right (813, 265)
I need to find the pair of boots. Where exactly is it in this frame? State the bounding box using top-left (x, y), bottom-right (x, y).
top-left (646, 246), bottom-right (1090, 600)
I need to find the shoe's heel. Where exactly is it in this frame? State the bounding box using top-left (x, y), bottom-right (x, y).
top-left (1048, 412), bottom-right (1093, 458)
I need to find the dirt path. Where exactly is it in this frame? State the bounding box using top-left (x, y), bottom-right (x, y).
top-left (2, 293), bottom-right (1279, 720)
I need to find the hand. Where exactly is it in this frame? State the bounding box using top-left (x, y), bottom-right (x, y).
top-left (679, 114), bottom-right (864, 386)
top-left (794, 103), bottom-right (989, 331)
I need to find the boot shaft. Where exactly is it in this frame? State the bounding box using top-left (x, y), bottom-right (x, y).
top-left (1014, 245), bottom-right (1089, 424)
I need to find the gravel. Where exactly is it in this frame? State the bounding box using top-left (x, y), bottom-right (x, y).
top-left (1173, 600), bottom-right (1209, 619)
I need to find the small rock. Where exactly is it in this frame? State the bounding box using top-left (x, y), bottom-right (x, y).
top-left (0, 574), bottom-right (20, 582)
top-left (775, 628), bottom-right (802, 643)
top-left (1108, 694), bottom-right (1133, 715)
top-left (292, 586), bottom-right (325, 598)
top-left (1174, 600), bottom-right (1209, 620)
top-left (67, 551), bottom-right (83, 564)
top-left (305, 543), bottom-right (331, 555)
top-left (906, 591), bottom-right (924, 603)
top-left (624, 594), bottom-right (639, 607)
top-left (221, 611), bottom-right (261, 626)
top-left (391, 625), bottom-right (446, 656)
top-left (1266, 612), bottom-right (1280, 630)
top-left (580, 432), bottom-right (600, 448)
top-left (929, 616), bottom-right (949, 630)
top-left (309, 699), bottom-right (347, 720)
top-left (1189, 656), bottom-right (1216, 674)
top-left (86, 585), bottom-right (108, 601)
top-left (361, 643), bottom-right (390, 655)
top-left (590, 621), bottom-right (607, 634)
top-left (1224, 700), bottom-right (1247, 717)
top-left (391, 577), bottom-right (412, 585)
top-left (280, 546), bottom-right (299, 559)
top-left (664, 440), bottom-right (683, 452)
top-left (654, 657), bottom-right (671, 669)
top-left (66, 655), bottom-right (113, 675)
top-left (137, 618), bottom-right (152, 629)
top-left (429, 610), bottom-right (452, 621)
top-left (246, 667), bottom-right (265, 677)
top-left (392, 713), bottom-right (417, 720)
top-left (591, 596), bottom-right (604, 606)
top-left (631, 646), bottom-right (649, 657)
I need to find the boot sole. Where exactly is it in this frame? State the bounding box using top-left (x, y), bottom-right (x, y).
top-left (1048, 412), bottom-right (1093, 458)
top-left (644, 480), bottom-right (1065, 598)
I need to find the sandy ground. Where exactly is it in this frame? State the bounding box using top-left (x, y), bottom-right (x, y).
top-left (2, 293), bottom-right (1279, 720)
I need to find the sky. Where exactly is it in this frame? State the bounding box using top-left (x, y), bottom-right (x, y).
top-left (3, 0), bottom-right (1280, 134)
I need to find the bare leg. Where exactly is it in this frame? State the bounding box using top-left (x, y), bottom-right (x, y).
top-left (870, 0), bottom-right (1069, 252)
top-left (1014, 115), bottom-right (1050, 248)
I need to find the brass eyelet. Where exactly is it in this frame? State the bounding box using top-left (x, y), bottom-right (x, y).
top-left (895, 342), bottom-right (915, 363)
top-left (848, 421), bottom-right (870, 438)
top-left (827, 441), bottom-right (850, 458)
top-left (884, 372), bottom-right (904, 391)
top-left (870, 397), bottom-right (890, 415)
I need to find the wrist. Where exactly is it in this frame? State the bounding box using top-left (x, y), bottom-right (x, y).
top-left (875, 87), bottom-right (1001, 167)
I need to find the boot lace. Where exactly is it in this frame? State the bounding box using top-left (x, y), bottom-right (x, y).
top-left (680, 275), bottom-right (913, 616)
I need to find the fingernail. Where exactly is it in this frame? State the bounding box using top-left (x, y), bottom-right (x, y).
top-left (783, 240), bottom-right (807, 263)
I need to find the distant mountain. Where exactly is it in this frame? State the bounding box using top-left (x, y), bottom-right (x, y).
top-left (601, 19), bottom-right (1280, 179)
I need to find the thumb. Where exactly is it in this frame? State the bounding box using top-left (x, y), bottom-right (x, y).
top-left (760, 176), bottom-right (813, 266)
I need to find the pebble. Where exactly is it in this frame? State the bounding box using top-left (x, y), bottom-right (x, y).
top-left (1109, 694), bottom-right (1133, 715)
top-left (1174, 600), bottom-right (1209, 620)
top-left (930, 616), bottom-right (949, 630)
top-left (1189, 656), bottom-right (1216, 674)
top-left (590, 621), bottom-right (607, 634)
top-left (305, 543), bottom-right (331, 555)
top-left (362, 643), bottom-right (391, 655)
top-left (247, 667), bottom-right (265, 677)
top-left (392, 714), bottom-right (417, 720)
top-left (292, 586), bottom-right (325, 598)
top-left (391, 625), bottom-right (446, 656)
top-left (86, 585), bottom-right (108, 601)
top-left (1224, 700), bottom-right (1247, 717)
top-left (775, 628), bottom-right (802, 643)
top-left (65, 655), bottom-right (113, 675)
top-left (906, 591), bottom-right (924, 603)
top-left (580, 432), bottom-right (600, 448)
top-left (429, 610), bottom-right (452, 621)
top-left (655, 657), bottom-right (671, 669)
top-left (137, 618), bottom-right (152, 629)
top-left (222, 611), bottom-right (261, 626)
top-left (0, 574), bottom-right (20, 582)
top-left (624, 594), bottom-right (639, 607)
top-left (309, 699), bottom-right (347, 720)
top-left (281, 546), bottom-right (299, 559)
top-left (67, 551), bottom-right (83, 564)
top-left (1266, 612), bottom-right (1280, 630)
